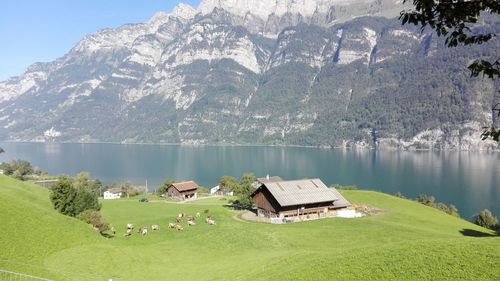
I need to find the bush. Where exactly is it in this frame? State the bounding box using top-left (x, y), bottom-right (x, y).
top-left (394, 192), bottom-right (406, 199)
top-left (77, 210), bottom-right (109, 233)
top-left (472, 209), bottom-right (498, 230)
top-left (0, 159), bottom-right (34, 180)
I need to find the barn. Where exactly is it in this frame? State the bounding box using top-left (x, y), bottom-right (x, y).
top-left (251, 178), bottom-right (350, 218)
top-left (167, 181), bottom-right (199, 200)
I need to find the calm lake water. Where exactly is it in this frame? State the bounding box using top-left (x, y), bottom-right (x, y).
top-left (0, 142), bottom-right (498, 218)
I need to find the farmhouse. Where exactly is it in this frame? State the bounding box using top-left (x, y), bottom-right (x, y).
top-left (251, 178), bottom-right (350, 218)
top-left (103, 188), bottom-right (122, 200)
top-left (167, 181), bottom-right (198, 200)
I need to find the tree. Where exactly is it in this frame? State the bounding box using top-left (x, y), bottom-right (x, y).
top-left (416, 194), bottom-right (436, 207)
top-left (74, 188), bottom-right (101, 215)
top-left (74, 172), bottom-right (102, 194)
top-left (473, 209), bottom-right (498, 230)
top-left (157, 178), bottom-right (174, 196)
top-left (219, 176), bottom-right (238, 193)
top-left (50, 176), bottom-right (77, 216)
top-left (235, 173), bottom-right (256, 209)
top-left (400, 0), bottom-right (500, 142)
top-left (400, 0), bottom-right (499, 78)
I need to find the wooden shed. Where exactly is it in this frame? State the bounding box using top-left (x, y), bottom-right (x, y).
top-left (167, 181), bottom-right (199, 200)
top-left (251, 178), bottom-right (350, 218)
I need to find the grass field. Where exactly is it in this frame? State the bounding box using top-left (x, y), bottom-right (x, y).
top-left (0, 175), bottom-right (499, 280)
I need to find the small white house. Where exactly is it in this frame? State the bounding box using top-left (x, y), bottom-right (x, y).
top-left (103, 188), bottom-right (122, 200)
top-left (210, 185), bottom-right (220, 195)
top-left (210, 185), bottom-right (234, 196)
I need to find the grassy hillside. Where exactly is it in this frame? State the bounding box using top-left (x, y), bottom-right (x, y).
top-left (1, 175), bottom-right (499, 280)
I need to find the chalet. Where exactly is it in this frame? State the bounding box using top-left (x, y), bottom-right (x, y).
top-left (252, 175), bottom-right (283, 188)
top-left (251, 178), bottom-right (350, 218)
top-left (103, 188), bottom-right (122, 200)
top-left (167, 181), bottom-right (198, 200)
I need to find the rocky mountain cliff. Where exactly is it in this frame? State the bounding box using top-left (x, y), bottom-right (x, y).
top-left (0, 0), bottom-right (498, 150)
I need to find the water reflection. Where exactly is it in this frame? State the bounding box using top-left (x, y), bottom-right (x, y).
top-left (0, 142), bottom-right (498, 217)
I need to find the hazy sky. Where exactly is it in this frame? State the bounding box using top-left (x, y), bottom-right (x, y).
top-left (0, 0), bottom-right (201, 81)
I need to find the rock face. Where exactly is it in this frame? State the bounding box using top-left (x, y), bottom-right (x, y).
top-left (0, 0), bottom-right (498, 150)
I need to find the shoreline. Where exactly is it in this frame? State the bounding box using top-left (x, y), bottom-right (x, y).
top-left (0, 140), bottom-right (498, 152)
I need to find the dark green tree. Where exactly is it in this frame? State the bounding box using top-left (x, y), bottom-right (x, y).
top-left (400, 0), bottom-right (499, 78)
top-left (74, 188), bottom-right (101, 215)
top-left (400, 0), bottom-right (500, 142)
top-left (235, 173), bottom-right (256, 209)
top-left (50, 176), bottom-right (78, 216)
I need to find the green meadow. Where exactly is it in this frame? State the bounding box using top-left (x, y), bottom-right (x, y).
top-left (1, 175), bottom-right (499, 281)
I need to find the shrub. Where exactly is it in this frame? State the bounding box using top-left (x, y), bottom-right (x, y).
top-left (77, 210), bottom-right (109, 233)
top-left (394, 192), bottom-right (406, 199)
top-left (472, 209), bottom-right (498, 230)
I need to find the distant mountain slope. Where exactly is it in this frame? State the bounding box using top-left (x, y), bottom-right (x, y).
top-left (0, 0), bottom-right (498, 149)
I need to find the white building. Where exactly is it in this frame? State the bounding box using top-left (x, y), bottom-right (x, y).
top-left (210, 185), bottom-right (234, 196)
top-left (103, 188), bottom-right (122, 200)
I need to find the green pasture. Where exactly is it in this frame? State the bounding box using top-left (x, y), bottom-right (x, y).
top-left (0, 175), bottom-right (498, 280)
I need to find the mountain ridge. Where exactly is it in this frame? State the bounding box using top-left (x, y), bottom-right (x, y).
top-left (0, 1), bottom-right (498, 150)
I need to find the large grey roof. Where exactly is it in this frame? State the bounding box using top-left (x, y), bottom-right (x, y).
top-left (262, 179), bottom-right (341, 207)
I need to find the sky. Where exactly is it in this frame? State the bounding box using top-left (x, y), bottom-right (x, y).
top-left (0, 0), bottom-right (201, 81)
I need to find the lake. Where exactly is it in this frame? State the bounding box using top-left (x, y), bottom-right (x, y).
top-left (0, 142), bottom-right (498, 218)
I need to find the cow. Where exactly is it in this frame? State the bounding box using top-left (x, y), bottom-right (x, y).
top-left (151, 225), bottom-right (159, 231)
top-left (126, 223), bottom-right (134, 230)
top-left (111, 226), bottom-right (116, 235)
top-left (124, 229), bottom-right (132, 236)
top-left (186, 215), bottom-right (194, 221)
top-left (140, 227), bottom-right (148, 236)
top-left (178, 213), bottom-right (184, 218)
top-left (188, 220), bottom-right (196, 226)
top-left (175, 224), bottom-right (183, 231)
top-left (175, 217), bottom-right (182, 223)
top-left (168, 223), bottom-right (176, 229)
top-left (196, 212), bottom-right (201, 218)
top-left (207, 219), bottom-right (216, 225)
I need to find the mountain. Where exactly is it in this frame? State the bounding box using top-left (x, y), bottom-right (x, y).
top-left (0, 0), bottom-right (499, 150)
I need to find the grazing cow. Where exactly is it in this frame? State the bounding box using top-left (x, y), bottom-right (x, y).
top-left (204, 209), bottom-right (209, 214)
top-left (188, 221), bottom-right (196, 226)
top-left (175, 224), bottom-right (183, 231)
top-left (178, 213), bottom-right (184, 218)
top-left (124, 229), bottom-right (132, 236)
top-left (151, 225), bottom-right (159, 231)
top-left (127, 224), bottom-right (134, 230)
top-left (207, 219), bottom-right (216, 225)
top-left (140, 227), bottom-right (148, 236)
top-left (186, 216), bottom-right (194, 221)
top-left (175, 217), bottom-right (182, 223)
top-left (196, 212), bottom-right (201, 218)
top-left (111, 227), bottom-right (116, 235)
top-left (168, 223), bottom-right (176, 229)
